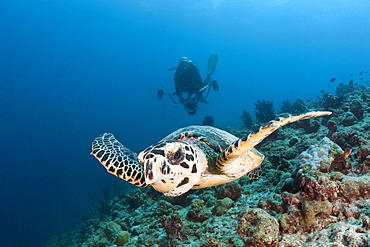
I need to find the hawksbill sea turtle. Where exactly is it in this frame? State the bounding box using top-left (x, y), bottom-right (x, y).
top-left (91, 111), bottom-right (331, 197)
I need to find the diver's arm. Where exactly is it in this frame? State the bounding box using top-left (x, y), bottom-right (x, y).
top-left (193, 70), bottom-right (204, 89)
top-left (174, 72), bottom-right (183, 98)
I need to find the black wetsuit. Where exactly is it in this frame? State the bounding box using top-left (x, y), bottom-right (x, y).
top-left (174, 65), bottom-right (204, 103)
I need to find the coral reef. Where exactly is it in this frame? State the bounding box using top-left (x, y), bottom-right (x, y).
top-left (299, 119), bottom-right (321, 133)
top-left (162, 211), bottom-right (188, 242)
top-left (46, 83), bottom-right (370, 247)
top-left (291, 98), bottom-right (307, 113)
top-left (336, 82), bottom-right (354, 98)
top-left (254, 99), bottom-right (276, 123)
top-left (213, 198), bottom-right (234, 216)
top-left (186, 199), bottom-right (211, 222)
top-left (237, 208), bottom-right (279, 246)
top-left (116, 231), bottom-right (130, 246)
top-left (327, 120), bottom-right (337, 137)
top-left (341, 111), bottom-right (357, 126)
top-left (350, 99), bottom-right (363, 120)
top-left (323, 93), bottom-right (342, 110)
top-left (217, 182), bottom-right (242, 201)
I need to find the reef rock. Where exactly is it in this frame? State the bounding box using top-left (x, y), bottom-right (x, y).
top-left (217, 182), bottom-right (242, 201)
top-left (237, 208), bottom-right (279, 247)
top-left (186, 199), bottom-right (211, 222)
top-left (341, 111), bottom-right (357, 126)
top-left (301, 200), bottom-right (333, 226)
top-left (350, 99), bottom-right (364, 120)
top-left (213, 197), bottom-right (234, 216)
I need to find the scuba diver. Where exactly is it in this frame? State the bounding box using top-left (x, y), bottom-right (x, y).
top-left (158, 54), bottom-right (219, 115)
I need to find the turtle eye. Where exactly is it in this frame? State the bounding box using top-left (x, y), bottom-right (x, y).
top-left (174, 150), bottom-right (182, 160)
top-left (168, 148), bottom-right (184, 164)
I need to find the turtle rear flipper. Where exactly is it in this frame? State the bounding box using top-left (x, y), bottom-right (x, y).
top-left (246, 167), bottom-right (262, 179)
top-left (91, 133), bottom-right (148, 187)
top-left (216, 111), bottom-right (332, 174)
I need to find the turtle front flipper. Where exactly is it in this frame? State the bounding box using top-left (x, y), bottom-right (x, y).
top-left (216, 111), bottom-right (332, 174)
top-left (91, 133), bottom-right (148, 187)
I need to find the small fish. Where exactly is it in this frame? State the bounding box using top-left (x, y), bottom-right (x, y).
top-left (328, 84), bottom-right (331, 88)
top-left (343, 149), bottom-right (352, 160)
top-left (366, 81), bottom-right (369, 83)
top-left (360, 70), bottom-right (363, 75)
top-left (307, 99), bottom-right (311, 102)
top-left (350, 74), bottom-right (353, 76)
top-left (354, 83), bottom-right (358, 86)
top-left (329, 78), bottom-right (336, 82)
top-left (331, 229), bottom-right (342, 238)
top-left (188, 194), bottom-right (199, 200)
top-left (163, 104), bottom-right (167, 109)
top-left (360, 78), bottom-right (363, 80)
top-left (349, 79), bottom-right (354, 85)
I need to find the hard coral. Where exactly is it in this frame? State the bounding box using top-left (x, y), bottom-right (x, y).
top-left (237, 208), bottom-right (279, 247)
top-left (298, 137), bottom-right (343, 173)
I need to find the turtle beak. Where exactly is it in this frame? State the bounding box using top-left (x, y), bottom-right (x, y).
top-left (143, 154), bottom-right (188, 193)
top-left (144, 156), bottom-right (181, 184)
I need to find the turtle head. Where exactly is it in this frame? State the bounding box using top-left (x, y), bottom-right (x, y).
top-left (138, 141), bottom-right (203, 196)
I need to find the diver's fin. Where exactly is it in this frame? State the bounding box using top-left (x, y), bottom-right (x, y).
top-left (198, 95), bottom-right (209, 104)
top-left (207, 54), bottom-right (218, 76)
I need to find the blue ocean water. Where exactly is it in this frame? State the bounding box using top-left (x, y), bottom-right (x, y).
top-left (0, 0), bottom-right (369, 246)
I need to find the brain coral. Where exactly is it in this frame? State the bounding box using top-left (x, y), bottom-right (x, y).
top-left (298, 137), bottom-right (343, 172)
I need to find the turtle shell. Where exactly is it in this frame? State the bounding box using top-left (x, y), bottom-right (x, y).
top-left (160, 125), bottom-right (238, 154)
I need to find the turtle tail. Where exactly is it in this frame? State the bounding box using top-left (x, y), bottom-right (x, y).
top-left (91, 133), bottom-right (149, 187)
top-left (216, 111), bottom-right (332, 170)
